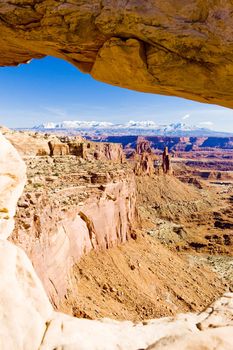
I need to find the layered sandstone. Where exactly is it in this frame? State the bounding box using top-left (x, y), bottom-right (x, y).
top-left (68, 139), bottom-right (125, 162)
top-left (4, 129), bottom-right (125, 162)
top-left (0, 1), bottom-right (233, 107)
top-left (12, 156), bottom-right (137, 307)
top-left (133, 138), bottom-right (158, 176)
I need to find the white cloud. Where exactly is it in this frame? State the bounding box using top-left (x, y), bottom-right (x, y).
top-left (198, 121), bottom-right (214, 126)
top-left (182, 114), bottom-right (190, 120)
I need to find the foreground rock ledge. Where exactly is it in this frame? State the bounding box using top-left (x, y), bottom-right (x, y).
top-left (1, 239), bottom-right (233, 350)
top-left (1, 1), bottom-right (233, 108)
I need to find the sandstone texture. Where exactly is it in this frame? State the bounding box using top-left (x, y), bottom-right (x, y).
top-left (12, 156), bottom-right (137, 307)
top-left (68, 139), bottom-right (125, 162)
top-left (0, 240), bottom-right (53, 350)
top-left (3, 129), bottom-right (125, 162)
top-left (4, 130), bottom-right (53, 157)
top-left (8, 132), bottom-right (229, 321)
top-left (39, 294), bottom-right (233, 350)
top-left (48, 140), bottom-right (70, 156)
top-left (132, 138), bottom-right (157, 176)
top-left (0, 132), bottom-right (26, 239)
top-left (1, 241), bottom-right (233, 350)
top-left (134, 152), bottom-right (156, 176)
top-left (0, 1), bottom-right (233, 107)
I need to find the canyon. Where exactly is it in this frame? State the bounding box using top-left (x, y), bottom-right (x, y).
top-left (12, 154), bottom-right (137, 309)
top-left (0, 128), bottom-right (233, 349)
top-left (93, 135), bottom-right (233, 152)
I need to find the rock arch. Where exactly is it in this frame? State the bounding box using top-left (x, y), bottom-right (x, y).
top-left (1, 1), bottom-right (233, 348)
top-left (0, 1), bottom-right (233, 108)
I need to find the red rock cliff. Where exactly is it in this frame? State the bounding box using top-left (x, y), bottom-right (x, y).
top-left (12, 157), bottom-right (137, 307)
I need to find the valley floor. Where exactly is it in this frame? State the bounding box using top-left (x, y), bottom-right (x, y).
top-left (61, 232), bottom-right (226, 321)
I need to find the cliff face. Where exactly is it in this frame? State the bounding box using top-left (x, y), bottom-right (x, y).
top-left (12, 156), bottom-right (137, 307)
top-left (1, 1), bottom-right (233, 108)
top-left (68, 139), bottom-right (125, 162)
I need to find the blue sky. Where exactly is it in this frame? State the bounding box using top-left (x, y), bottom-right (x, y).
top-left (0, 56), bottom-right (233, 132)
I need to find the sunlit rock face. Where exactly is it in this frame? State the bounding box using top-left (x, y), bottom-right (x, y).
top-left (0, 133), bottom-right (26, 239)
top-left (0, 1), bottom-right (233, 108)
top-left (0, 240), bottom-right (53, 350)
top-left (12, 171), bottom-right (137, 307)
top-left (0, 134), bottom-right (53, 349)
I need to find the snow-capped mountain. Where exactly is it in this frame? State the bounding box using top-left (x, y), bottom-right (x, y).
top-left (35, 120), bottom-right (114, 129)
top-left (33, 120), bottom-right (231, 137)
top-left (159, 122), bottom-right (201, 133)
top-left (124, 120), bottom-right (158, 128)
top-left (34, 120), bottom-right (193, 131)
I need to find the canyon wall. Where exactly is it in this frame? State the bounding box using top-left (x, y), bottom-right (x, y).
top-left (67, 139), bottom-right (125, 162)
top-left (1, 134), bottom-right (233, 349)
top-left (0, 1), bottom-right (233, 108)
top-left (12, 158), bottom-right (137, 307)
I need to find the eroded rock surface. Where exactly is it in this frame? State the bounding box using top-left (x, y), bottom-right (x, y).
top-left (0, 1), bottom-right (233, 107)
top-left (1, 127), bottom-right (233, 349)
top-left (0, 132), bottom-right (26, 239)
top-left (12, 156), bottom-right (137, 307)
top-left (134, 152), bottom-right (156, 176)
top-left (3, 129), bottom-right (125, 162)
top-left (1, 238), bottom-right (233, 350)
top-left (68, 139), bottom-right (125, 162)
top-left (4, 129), bottom-right (56, 157)
top-left (39, 293), bottom-right (233, 350)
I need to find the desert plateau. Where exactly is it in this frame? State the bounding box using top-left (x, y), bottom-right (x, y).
top-left (0, 125), bottom-right (233, 349)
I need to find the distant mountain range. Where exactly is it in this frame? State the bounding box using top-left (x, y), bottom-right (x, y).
top-left (33, 120), bottom-right (232, 137)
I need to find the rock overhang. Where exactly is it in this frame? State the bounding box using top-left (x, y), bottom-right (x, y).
top-left (0, 1), bottom-right (233, 108)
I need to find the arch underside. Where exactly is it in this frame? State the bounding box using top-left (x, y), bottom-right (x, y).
top-left (0, 0), bottom-right (233, 108)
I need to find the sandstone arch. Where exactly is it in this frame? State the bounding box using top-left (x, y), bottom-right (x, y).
top-left (1, 1), bottom-right (233, 108)
top-left (1, 2), bottom-right (233, 349)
